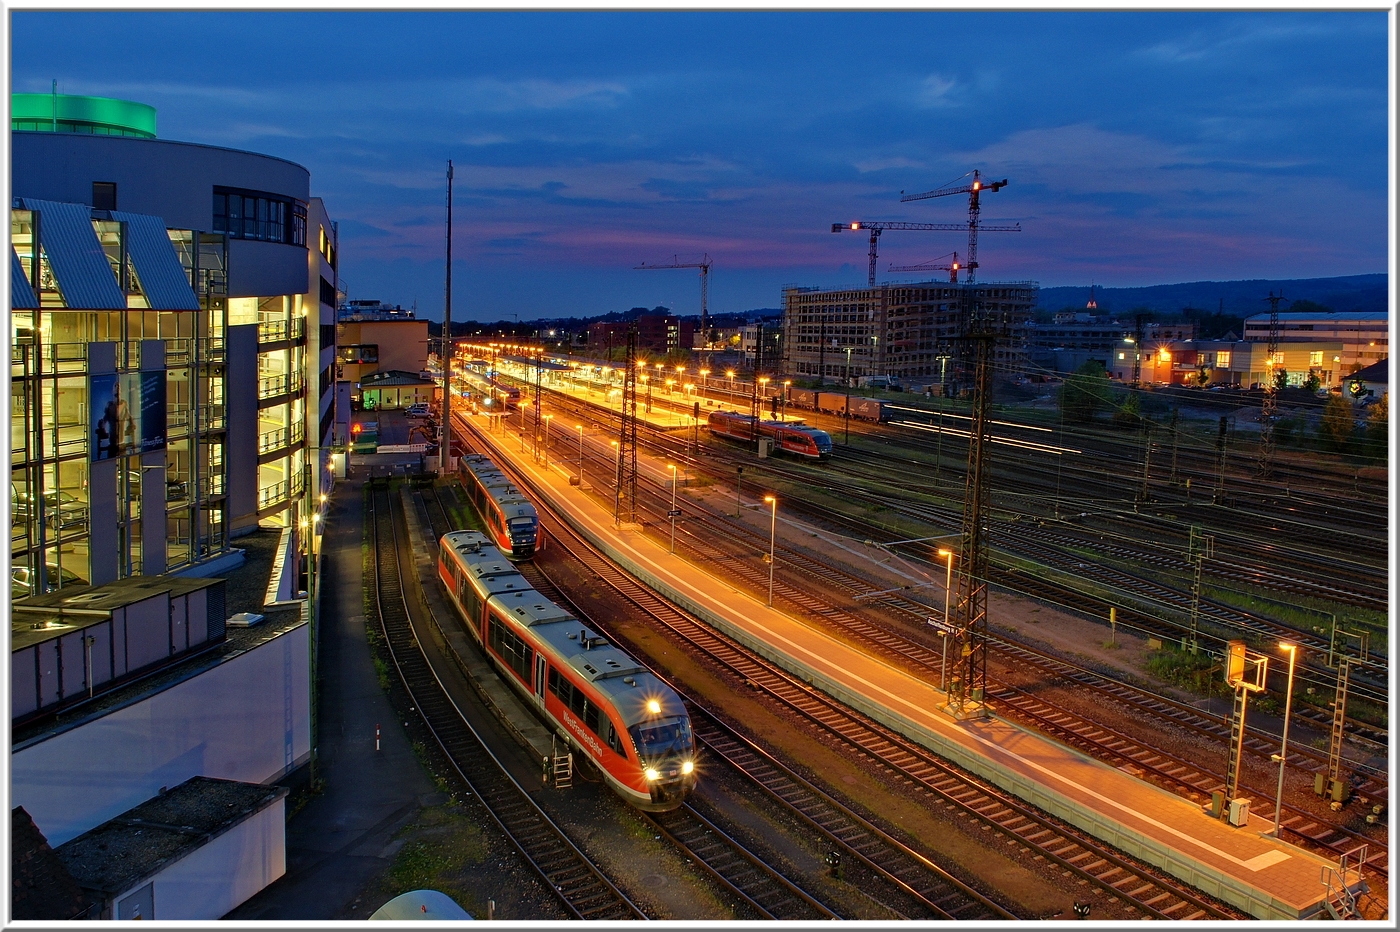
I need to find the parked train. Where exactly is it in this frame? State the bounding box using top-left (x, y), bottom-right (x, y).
top-left (707, 410), bottom-right (833, 460)
top-left (787, 387), bottom-right (887, 422)
top-left (458, 454), bottom-right (540, 559)
top-left (438, 530), bottom-right (697, 810)
top-left (456, 365), bottom-right (522, 411)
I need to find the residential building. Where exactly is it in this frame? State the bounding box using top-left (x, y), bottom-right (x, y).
top-left (781, 281), bottom-right (1038, 386)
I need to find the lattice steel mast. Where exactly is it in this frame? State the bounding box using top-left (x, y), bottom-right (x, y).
top-left (1256, 291), bottom-right (1288, 477)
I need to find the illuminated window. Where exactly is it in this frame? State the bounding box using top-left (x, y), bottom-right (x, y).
top-left (213, 187), bottom-right (306, 246)
top-left (1117, 352), bottom-right (1125, 360)
top-left (1309, 351), bottom-right (1323, 367)
top-left (1217, 351), bottom-right (1230, 368)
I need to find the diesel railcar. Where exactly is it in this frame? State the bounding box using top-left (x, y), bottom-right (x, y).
top-left (458, 454), bottom-right (539, 559)
top-left (706, 410), bottom-right (833, 460)
top-left (438, 530), bottom-right (697, 810)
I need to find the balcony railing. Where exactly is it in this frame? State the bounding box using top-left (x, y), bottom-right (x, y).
top-left (257, 374), bottom-right (305, 399)
top-left (258, 421), bottom-right (304, 455)
top-left (257, 317), bottom-right (306, 344)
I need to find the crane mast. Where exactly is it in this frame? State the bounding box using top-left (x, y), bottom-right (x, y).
top-left (833, 220), bottom-right (1018, 287)
top-left (636, 254), bottom-right (713, 352)
top-left (900, 170), bottom-right (1009, 284)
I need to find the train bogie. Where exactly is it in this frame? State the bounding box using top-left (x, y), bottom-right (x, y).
top-left (437, 532), bottom-right (697, 811)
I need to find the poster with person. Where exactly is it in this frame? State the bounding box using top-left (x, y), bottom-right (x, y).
top-left (91, 372), bottom-right (166, 461)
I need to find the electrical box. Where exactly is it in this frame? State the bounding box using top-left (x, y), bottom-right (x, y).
top-left (757, 436), bottom-right (774, 458)
top-left (1228, 797), bottom-right (1250, 827)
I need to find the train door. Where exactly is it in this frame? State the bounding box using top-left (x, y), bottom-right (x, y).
top-left (534, 655), bottom-right (547, 703)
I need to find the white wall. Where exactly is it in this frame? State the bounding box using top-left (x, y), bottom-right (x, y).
top-left (138, 797), bottom-right (286, 920)
top-left (12, 623), bottom-right (309, 846)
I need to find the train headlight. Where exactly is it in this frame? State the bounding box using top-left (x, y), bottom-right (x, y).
top-left (681, 760), bottom-right (694, 775)
top-left (646, 699), bottom-right (661, 714)
top-left (644, 767), bottom-right (660, 782)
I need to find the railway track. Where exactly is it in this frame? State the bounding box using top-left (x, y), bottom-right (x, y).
top-left (462, 455), bottom-right (1243, 921)
top-left (367, 484), bottom-right (646, 921)
top-left (485, 414), bottom-right (1390, 876)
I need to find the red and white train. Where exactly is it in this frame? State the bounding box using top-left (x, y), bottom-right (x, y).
top-left (458, 454), bottom-right (539, 559)
top-left (707, 410), bottom-right (833, 460)
top-left (437, 530), bottom-right (697, 810)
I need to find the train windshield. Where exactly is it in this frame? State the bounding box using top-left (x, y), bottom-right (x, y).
top-left (629, 717), bottom-right (693, 759)
top-left (508, 516), bottom-right (536, 533)
top-left (812, 433), bottom-right (833, 453)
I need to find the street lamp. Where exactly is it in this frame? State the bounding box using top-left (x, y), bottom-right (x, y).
top-left (1272, 642), bottom-right (1299, 838)
top-left (764, 495), bottom-right (777, 606)
top-left (518, 399), bottom-right (531, 451)
top-left (667, 463), bottom-right (678, 553)
top-left (576, 424), bottom-right (585, 486)
top-left (938, 548), bottom-right (955, 692)
top-left (844, 346), bottom-right (854, 444)
top-left (726, 369), bottom-right (736, 397)
top-left (781, 380), bottom-right (791, 422)
top-left (542, 414), bottom-right (553, 468)
top-left (699, 368), bottom-right (710, 395)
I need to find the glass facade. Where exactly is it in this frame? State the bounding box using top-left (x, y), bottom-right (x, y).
top-left (8, 205), bottom-right (273, 596)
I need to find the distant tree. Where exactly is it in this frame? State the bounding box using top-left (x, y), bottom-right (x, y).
top-left (1272, 368), bottom-right (1289, 392)
top-left (1284, 299), bottom-right (1332, 315)
top-left (1058, 360), bottom-right (1112, 424)
top-left (1112, 389), bottom-right (1143, 429)
top-left (1364, 395), bottom-right (1388, 457)
top-left (1320, 394), bottom-right (1357, 451)
top-left (1302, 371), bottom-right (1322, 393)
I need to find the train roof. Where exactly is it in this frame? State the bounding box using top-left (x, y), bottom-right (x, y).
top-left (442, 531), bottom-right (530, 594)
top-left (445, 534), bottom-right (685, 727)
top-left (460, 456), bottom-right (538, 518)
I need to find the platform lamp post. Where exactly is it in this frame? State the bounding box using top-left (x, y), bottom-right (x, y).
top-left (727, 369), bottom-right (736, 399)
top-left (782, 380), bottom-right (791, 422)
top-left (764, 495), bottom-right (778, 606)
top-left (668, 463), bottom-right (678, 553)
top-left (1271, 642), bottom-right (1299, 837)
top-left (844, 346), bottom-right (854, 444)
top-left (699, 368), bottom-right (710, 397)
top-left (938, 548), bottom-right (955, 692)
top-left (576, 424), bottom-right (585, 486)
top-left (542, 414), bottom-right (553, 468)
top-left (518, 400), bottom-right (530, 452)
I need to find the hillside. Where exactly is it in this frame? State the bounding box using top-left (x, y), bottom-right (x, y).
top-left (1035, 274), bottom-right (1386, 317)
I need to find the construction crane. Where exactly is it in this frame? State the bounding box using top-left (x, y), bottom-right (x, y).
top-left (832, 221), bottom-right (1019, 287)
top-left (1256, 291), bottom-right (1288, 477)
top-left (888, 251), bottom-right (962, 283)
top-left (635, 254), bottom-right (713, 351)
top-left (900, 170), bottom-right (1009, 283)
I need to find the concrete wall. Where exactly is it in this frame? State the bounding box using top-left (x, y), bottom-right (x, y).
top-left (12, 132), bottom-right (308, 235)
top-left (11, 622), bottom-right (310, 847)
top-left (127, 797), bottom-right (286, 920)
top-left (226, 324), bottom-right (259, 530)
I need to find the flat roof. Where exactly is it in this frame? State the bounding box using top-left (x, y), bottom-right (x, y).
top-left (55, 776), bottom-right (286, 898)
top-left (12, 575), bottom-right (223, 652)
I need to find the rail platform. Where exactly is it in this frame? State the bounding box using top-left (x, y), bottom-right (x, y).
top-left (451, 410), bottom-right (1375, 921)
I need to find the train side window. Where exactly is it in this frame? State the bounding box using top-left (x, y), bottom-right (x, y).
top-left (569, 685), bottom-right (586, 718)
top-left (584, 703), bottom-right (600, 735)
top-left (487, 614), bottom-right (532, 683)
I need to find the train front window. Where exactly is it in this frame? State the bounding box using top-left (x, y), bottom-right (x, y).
top-left (629, 717), bottom-right (693, 759)
top-left (509, 516), bottom-right (537, 538)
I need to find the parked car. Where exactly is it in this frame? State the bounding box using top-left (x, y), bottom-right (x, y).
top-left (11, 486), bottom-right (89, 531)
top-left (12, 564), bottom-right (88, 599)
top-left (405, 403), bottom-right (431, 418)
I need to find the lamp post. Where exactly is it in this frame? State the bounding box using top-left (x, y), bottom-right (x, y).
top-left (1272, 642), bottom-right (1299, 837)
top-left (764, 495), bottom-right (778, 606)
top-left (518, 400), bottom-right (530, 451)
top-left (699, 368), bottom-right (710, 396)
top-left (782, 380), bottom-right (791, 422)
top-left (727, 369), bottom-right (736, 399)
top-left (542, 414), bottom-right (553, 468)
top-left (576, 424), bottom-right (585, 486)
top-left (758, 376), bottom-right (770, 418)
top-left (938, 548), bottom-right (955, 692)
top-left (844, 346), bottom-right (853, 444)
top-left (668, 463), bottom-right (678, 553)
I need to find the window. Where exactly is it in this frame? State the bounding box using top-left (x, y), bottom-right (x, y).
top-left (487, 615), bottom-right (532, 683)
top-left (1217, 351), bottom-right (1230, 368)
top-left (338, 344), bottom-right (378, 364)
top-left (212, 187), bottom-right (306, 245)
top-left (92, 182), bottom-right (117, 211)
top-left (1309, 351), bottom-right (1323, 367)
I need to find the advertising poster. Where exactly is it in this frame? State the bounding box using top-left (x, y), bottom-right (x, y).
top-left (91, 371), bottom-right (167, 461)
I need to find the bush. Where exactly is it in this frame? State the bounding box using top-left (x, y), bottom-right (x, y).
top-left (1145, 646), bottom-right (1229, 698)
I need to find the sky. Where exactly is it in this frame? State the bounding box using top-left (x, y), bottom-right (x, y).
top-left (8, 7), bottom-right (1393, 323)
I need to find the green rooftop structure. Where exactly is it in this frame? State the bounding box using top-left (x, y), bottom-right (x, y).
top-left (11, 93), bottom-right (156, 138)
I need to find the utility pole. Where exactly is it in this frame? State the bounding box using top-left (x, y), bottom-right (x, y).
top-left (440, 160), bottom-right (453, 473)
top-left (1257, 291), bottom-right (1288, 478)
top-left (616, 328), bottom-right (639, 525)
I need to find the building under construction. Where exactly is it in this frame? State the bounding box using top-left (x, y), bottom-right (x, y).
top-left (780, 280), bottom-right (1038, 386)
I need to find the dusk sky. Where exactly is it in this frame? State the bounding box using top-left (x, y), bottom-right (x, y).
top-left (9, 8), bottom-right (1392, 323)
